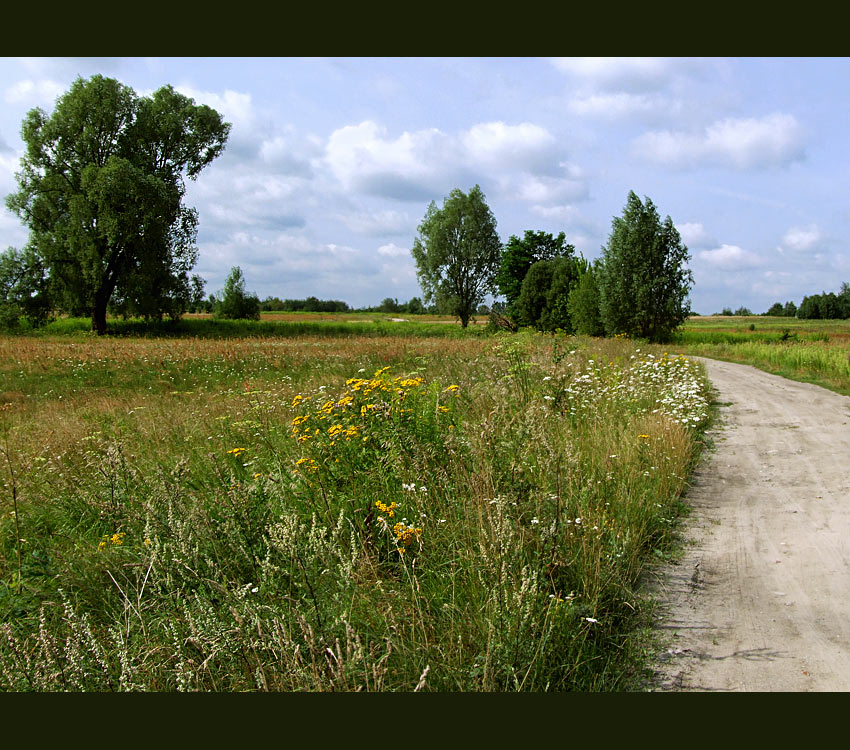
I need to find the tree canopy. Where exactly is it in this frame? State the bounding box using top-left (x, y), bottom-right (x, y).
top-left (513, 253), bottom-right (586, 332)
top-left (214, 266), bottom-right (260, 320)
top-left (598, 191), bottom-right (692, 343)
top-left (410, 185), bottom-right (502, 328)
top-left (567, 261), bottom-right (605, 337)
top-left (5, 75), bottom-right (230, 334)
top-left (495, 230), bottom-right (574, 312)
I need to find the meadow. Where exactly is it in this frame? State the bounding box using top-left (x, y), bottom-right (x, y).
top-left (675, 315), bottom-right (850, 395)
top-left (0, 318), bottom-right (711, 690)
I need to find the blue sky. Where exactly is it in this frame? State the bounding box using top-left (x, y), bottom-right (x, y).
top-left (1, 57), bottom-right (849, 315)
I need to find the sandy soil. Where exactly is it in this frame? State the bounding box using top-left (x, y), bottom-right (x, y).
top-left (651, 357), bottom-right (850, 691)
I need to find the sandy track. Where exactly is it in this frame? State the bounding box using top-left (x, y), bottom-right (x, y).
top-left (652, 357), bottom-right (850, 691)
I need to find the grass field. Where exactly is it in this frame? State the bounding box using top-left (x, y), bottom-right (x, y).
top-left (675, 316), bottom-right (850, 395)
top-left (0, 320), bottom-right (710, 691)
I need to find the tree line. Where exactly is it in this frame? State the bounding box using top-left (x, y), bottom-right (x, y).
top-left (713, 282), bottom-right (850, 319)
top-left (0, 75), bottom-right (693, 342)
top-left (412, 186), bottom-right (692, 343)
top-left (765, 284), bottom-right (850, 319)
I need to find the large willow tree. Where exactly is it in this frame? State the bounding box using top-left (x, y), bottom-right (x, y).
top-left (5, 75), bottom-right (230, 334)
top-left (411, 185), bottom-right (502, 328)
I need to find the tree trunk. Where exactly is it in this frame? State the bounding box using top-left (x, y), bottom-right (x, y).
top-left (92, 290), bottom-right (110, 335)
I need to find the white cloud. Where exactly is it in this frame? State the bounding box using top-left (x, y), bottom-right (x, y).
top-left (461, 121), bottom-right (558, 172)
top-left (530, 204), bottom-right (582, 221)
top-left (549, 58), bottom-right (677, 92)
top-left (780, 224), bottom-right (822, 252)
top-left (323, 119), bottom-right (578, 203)
top-left (678, 222), bottom-right (715, 249)
top-left (697, 244), bottom-right (763, 271)
top-left (340, 210), bottom-right (411, 236)
top-left (175, 86), bottom-right (254, 128)
top-left (377, 243), bottom-right (409, 257)
top-left (4, 79), bottom-right (65, 106)
top-left (258, 130), bottom-right (316, 176)
top-left (325, 121), bottom-right (453, 198)
top-left (632, 113), bottom-right (805, 170)
top-left (567, 92), bottom-right (662, 120)
top-left (513, 173), bottom-right (588, 204)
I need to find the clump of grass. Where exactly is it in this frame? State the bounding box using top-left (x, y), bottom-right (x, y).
top-left (0, 330), bottom-right (709, 690)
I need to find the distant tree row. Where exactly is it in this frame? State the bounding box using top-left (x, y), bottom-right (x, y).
top-left (410, 187), bottom-right (691, 342)
top-left (792, 284), bottom-right (850, 319)
top-left (721, 283), bottom-right (850, 319)
top-left (761, 302), bottom-right (798, 318)
top-left (410, 187), bottom-right (692, 342)
top-left (259, 296), bottom-right (350, 313)
top-left (715, 306), bottom-right (756, 316)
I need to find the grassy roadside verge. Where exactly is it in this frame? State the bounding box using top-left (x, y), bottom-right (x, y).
top-left (673, 317), bottom-right (850, 396)
top-left (0, 329), bottom-right (710, 690)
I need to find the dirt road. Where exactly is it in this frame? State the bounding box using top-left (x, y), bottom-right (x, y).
top-left (652, 357), bottom-right (850, 691)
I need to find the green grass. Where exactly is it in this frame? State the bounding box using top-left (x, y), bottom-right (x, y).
top-left (673, 316), bottom-right (850, 395)
top-left (0, 326), bottom-right (711, 691)
top-left (21, 315), bottom-right (486, 340)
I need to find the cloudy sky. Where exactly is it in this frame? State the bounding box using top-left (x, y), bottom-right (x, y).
top-left (1, 57), bottom-right (849, 315)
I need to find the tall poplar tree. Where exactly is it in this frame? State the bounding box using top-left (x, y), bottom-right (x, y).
top-left (598, 191), bottom-right (692, 343)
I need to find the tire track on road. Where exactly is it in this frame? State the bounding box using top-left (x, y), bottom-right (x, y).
top-left (652, 357), bottom-right (850, 691)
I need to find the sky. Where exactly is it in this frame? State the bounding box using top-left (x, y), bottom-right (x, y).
top-left (1, 56), bottom-right (849, 315)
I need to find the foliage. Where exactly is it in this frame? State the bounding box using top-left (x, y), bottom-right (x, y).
top-left (598, 192), bottom-right (692, 343)
top-left (567, 263), bottom-right (605, 337)
top-left (214, 267), bottom-right (261, 320)
top-left (188, 275), bottom-right (208, 313)
top-left (378, 297), bottom-right (402, 313)
top-left (513, 255), bottom-right (585, 331)
top-left (764, 302), bottom-right (784, 316)
top-left (495, 230), bottom-right (574, 312)
top-left (0, 247), bottom-right (52, 328)
top-left (797, 285), bottom-right (850, 319)
top-left (411, 185), bottom-right (502, 328)
top-left (4, 75), bottom-right (230, 334)
top-left (263, 296), bottom-right (351, 313)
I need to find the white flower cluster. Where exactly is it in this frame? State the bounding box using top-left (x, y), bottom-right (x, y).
top-left (560, 353), bottom-right (709, 428)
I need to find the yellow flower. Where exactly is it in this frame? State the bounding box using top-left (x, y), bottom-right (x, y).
top-left (227, 447), bottom-right (247, 456)
top-left (392, 522), bottom-right (422, 546)
top-left (295, 457), bottom-right (319, 473)
top-left (376, 500), bottom-right (398, 518)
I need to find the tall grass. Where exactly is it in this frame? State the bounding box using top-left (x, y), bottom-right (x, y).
top-left (0, 330), bottom-right (709, 690)
top-left (24, 316), bottom-right (484, 340)
top-left (677, 317), bottom-right (850, 394)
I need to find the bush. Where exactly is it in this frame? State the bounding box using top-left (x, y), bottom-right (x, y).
top-left (214, 267), bottom-right (261, 320)
top-left (567, 266), bottom-right (605, 337)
